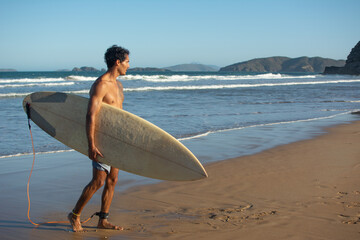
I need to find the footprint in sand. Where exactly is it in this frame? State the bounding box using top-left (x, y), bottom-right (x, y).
top-left (336, 190), bottom-right (360, 224)
top-left (341, 218), bottom-right (360, 224)
top-left (337, 214), bottom-right (360, 224)
top-left (205, 204), bottom-right (276, 227)
top-left (335, 191), bottom-right (348, 199)
top-left (346, 202), bottom-right (360, 208)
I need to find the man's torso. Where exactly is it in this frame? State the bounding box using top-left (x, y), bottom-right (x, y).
top-left (90, 76), bottom-right (124, 109)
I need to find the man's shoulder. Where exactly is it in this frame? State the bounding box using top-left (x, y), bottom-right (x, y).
top-left (94, 74), bottom-right (113, 86)
top-left (90, 75), bottom-right (113, 94)
top-left (97, 73), bottom-right (111, 82)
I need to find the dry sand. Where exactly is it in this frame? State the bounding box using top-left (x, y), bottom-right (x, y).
top-left (1, 121), bottom-right (360, 239)
top-left (110, 121), bottom-right (360, 239)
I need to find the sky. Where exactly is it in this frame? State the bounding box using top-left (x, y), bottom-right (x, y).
top-left (0, 0), bottom-right (359, 71)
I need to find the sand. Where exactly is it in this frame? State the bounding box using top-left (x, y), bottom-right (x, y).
top-left (1, 121), bottom-right (360, 239)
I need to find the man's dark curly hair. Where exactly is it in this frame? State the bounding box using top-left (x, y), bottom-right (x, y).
top-left (104, 45), bottom-right (130, 69)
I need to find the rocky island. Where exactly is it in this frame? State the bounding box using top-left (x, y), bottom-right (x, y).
top-left (0, 69), bottom-right (17, 72)
top-left (324, 41), bottom-right (360, 75)
top-left (72, 66), bottom-right (105, 72)
top-left (128, 67), bottom-right (171, 72)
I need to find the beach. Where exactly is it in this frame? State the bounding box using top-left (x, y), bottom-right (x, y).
top-left (1, 121), bottom-right (359, 239)
top-left (1, 71), bottom-right (360, 239)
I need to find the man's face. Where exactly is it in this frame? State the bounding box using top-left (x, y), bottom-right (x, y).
top-left (118, 54), bottom-right (130, 75)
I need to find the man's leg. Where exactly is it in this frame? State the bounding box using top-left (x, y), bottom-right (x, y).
top-left (97, 167), bottom-right (123, 230)
top-left (68, 168), bottom-right (107, 232)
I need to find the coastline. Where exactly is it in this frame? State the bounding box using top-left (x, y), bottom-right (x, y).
top-left (107, 121), bottom-right (360, 239)
top-left (113, 121), bottom-right (360, 239)
top-left (1, 121), bottom-right (359, 239)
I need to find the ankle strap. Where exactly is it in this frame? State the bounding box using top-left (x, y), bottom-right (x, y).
top-left (95, 212), bottom-right (109, 219)
top-left (72, 210), bottom-right (80, 217)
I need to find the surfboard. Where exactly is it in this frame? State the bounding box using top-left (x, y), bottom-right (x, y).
top-left (22, 92), bottom-right (207, 181)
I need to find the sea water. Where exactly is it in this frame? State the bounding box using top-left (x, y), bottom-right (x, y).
top-left (0, 71), bottom-right (360, 163)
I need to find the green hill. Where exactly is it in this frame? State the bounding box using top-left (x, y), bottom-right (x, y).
top-left (220, 57), bottom-right (345, 73)
top-left (164, 63), bottom-right (219, 72)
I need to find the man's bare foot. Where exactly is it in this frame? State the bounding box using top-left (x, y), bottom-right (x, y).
top-left (98, 219), bottom-right (123, 230)
top-left (68, 212), bottom-right (84, 232)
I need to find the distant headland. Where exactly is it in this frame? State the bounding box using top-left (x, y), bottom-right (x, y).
top-left (68, 57), bottom-right (347, 74)
top-left (70, 64), bottom-right (219, 72)
top-left (0, 69), bottom-right (17, 72)
top-left (219, 57), bottom-right (345, 73)
top-left (163, 63), bottom-right (220, 72)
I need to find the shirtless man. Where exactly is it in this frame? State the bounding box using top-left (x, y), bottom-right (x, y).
top-left (68, 45), bottom-right (130, 232)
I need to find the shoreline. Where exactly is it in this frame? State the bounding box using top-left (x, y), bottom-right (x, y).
top-left (1, 121), bottom-right (360, 239)
top-left (97, 121), bottom-right (360, 239)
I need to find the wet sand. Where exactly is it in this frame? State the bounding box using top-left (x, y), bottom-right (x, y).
top-left (1, 121), bottom-right (360, 239)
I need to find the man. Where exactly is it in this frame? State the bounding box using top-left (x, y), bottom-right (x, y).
top-left (68, 45), bottom-right (130, 232)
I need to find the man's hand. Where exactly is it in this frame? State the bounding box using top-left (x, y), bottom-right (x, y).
top-left (88, 146), bottom-right (104, 162)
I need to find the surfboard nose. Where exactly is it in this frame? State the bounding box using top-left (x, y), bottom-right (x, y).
top-left (196, 169), bottom-right (208, 180)
top-left (203, 169), bottom-right (208, 178)
top-left (194, 162), bottom-right (208, 179)
top-left (187, 154), bottom-right (208, 180)
top-left (174, 154), bottom-right (208, 181)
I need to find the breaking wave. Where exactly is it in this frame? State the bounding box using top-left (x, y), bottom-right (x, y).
top-left (124, 73), bottom-right (318, 82)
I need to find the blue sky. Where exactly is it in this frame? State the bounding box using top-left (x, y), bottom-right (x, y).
top-left (0, 0), bottom-right (359, 71)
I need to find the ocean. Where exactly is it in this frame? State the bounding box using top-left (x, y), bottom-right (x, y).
top-left (1, 71), bottom-right (360, 164)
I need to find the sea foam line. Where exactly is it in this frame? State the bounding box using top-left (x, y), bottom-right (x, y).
top-left (1, 111), bottom-right (354, 159)
top-left (0, 82), bottom-right (74, 88)
top-left (0, 78), bottom-right (66, 83)
top-left (1, 79), bottom-right (360, 98)
top-left (0, 149), bottom-right (75, 159)
top-left (124, 73), bottom-right (318, 82)
top-left (178, 111), bottom-right (352, 141)
top-left (0, 92), bottom-right (32, 98)
top-left (0, 89), bottom-right (89, 98)
top-left (66, 75), bottom-right (97, 81)
top-left (125, 79), bottom-right (360, 92)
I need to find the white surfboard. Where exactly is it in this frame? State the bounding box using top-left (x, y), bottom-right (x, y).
top-left (23, 92), bottom-right (207, 181)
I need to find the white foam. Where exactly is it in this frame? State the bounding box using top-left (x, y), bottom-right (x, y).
top-left (0, 89), bottom-right (89, 98)
top-left (0, 111), bottom-right (353, 159)
top-left (124, 79), bottom-right (360, 92)
top-left (1, 79), bottom-right (359, 98)
top-left (124, 73), bottom-right (318, 83)
top-left (0, 149), bottom-right (75, 159)
top-left (0, 78), bottom-right (66, 83)
top-left (0, 92), bottom-right (32, 98)
top-left (66, 75), bottom-right (97, 81)
top-left (0, 82), bottom-right (75, 88)
top-left (66, 89), bottom-right (89, 95)
top-left (178, 111), bottom-right (352, 141)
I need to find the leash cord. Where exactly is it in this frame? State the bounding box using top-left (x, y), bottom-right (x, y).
top-left (25, 103), bottom-right (94, 226)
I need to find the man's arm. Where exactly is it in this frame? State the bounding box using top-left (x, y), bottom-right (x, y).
top-left (86, 82), bottom-right (107, 161)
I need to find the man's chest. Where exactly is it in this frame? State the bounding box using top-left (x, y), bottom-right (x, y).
top-left (103, 86), bottom-right (124, 108)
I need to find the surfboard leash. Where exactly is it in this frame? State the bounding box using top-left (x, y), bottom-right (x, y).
top-left (25, 103), bottom-right (95, 227)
